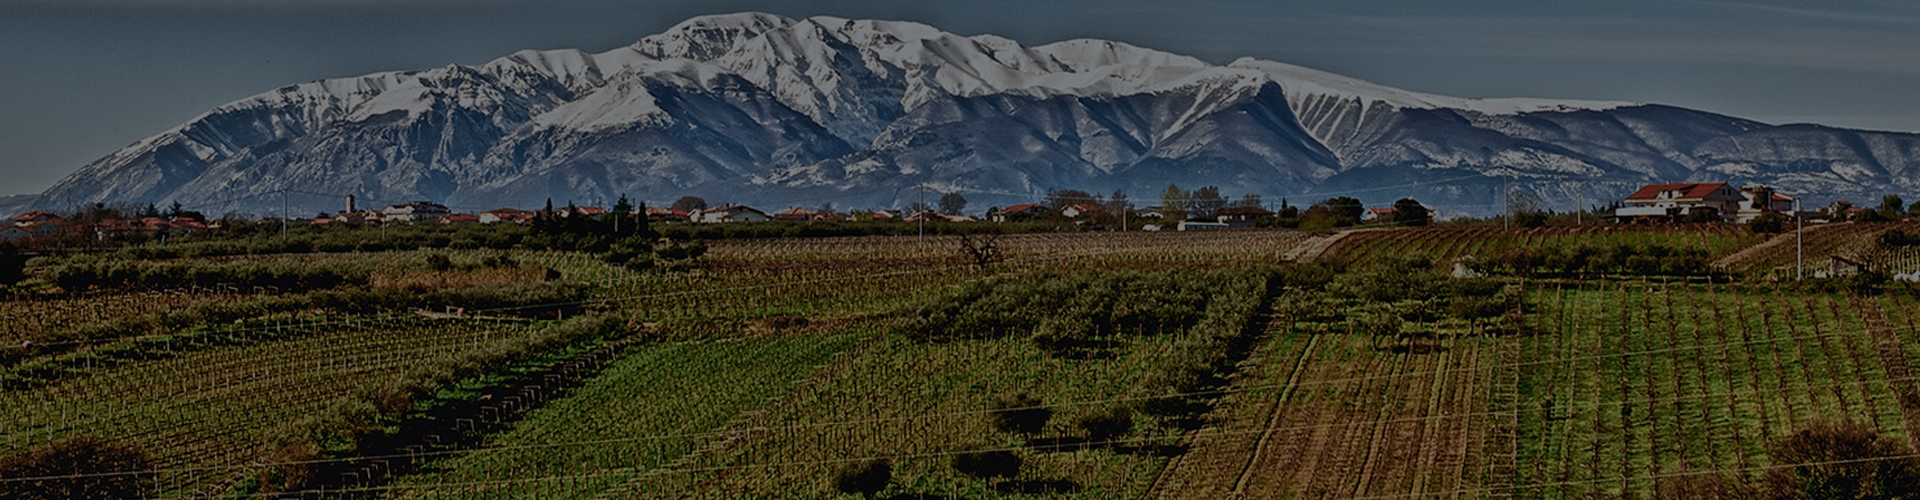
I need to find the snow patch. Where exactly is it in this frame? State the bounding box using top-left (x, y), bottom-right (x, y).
top-left (1229, 58), bottom-right (1636, 115)
top-left (530, 79), bottom-right (668, 132)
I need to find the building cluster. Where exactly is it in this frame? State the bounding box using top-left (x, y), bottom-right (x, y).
top-left (1613, 183), bottom-right (1798, 223)
top-left (2, 210), bottom-right (208, 242)
top-left (11, 180), bottom-right (1906, 244)
top-left (1606, 182), bottom-right (1899, 223)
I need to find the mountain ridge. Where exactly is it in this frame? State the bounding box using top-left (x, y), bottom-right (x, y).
top-left (23, 12), bottom-right (1920, 217)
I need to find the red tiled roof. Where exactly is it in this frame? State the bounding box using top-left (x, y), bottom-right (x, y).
top-left (1624, 182), bottom-right (1729, 201)
top-left (12, 211), bottom-right (59, 223)
top-left (1002, 204), bottom-right (1046, 213)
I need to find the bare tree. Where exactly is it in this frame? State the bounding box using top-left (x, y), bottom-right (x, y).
top-left (957, 231), bottom-right (1003, 268)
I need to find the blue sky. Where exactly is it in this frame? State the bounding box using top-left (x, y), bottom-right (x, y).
top-left (4, 0), bottom-right (1919, 195)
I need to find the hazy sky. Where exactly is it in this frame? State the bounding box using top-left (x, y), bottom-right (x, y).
top-left (4, 0), bottom-right (1920, 196)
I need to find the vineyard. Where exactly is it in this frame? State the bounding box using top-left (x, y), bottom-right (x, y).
top-left (6, 223), bottom-right (1920, 498)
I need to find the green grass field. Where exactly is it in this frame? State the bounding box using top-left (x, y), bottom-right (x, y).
top-left (7, 226), bottom-right (1920, 499)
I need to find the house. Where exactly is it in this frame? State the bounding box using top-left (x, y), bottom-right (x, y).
top-left (1216, 206), bottom-right (1274, 223)
top-left (5, 219), bottom-right (65, 240)
top-left (480, 208), bottom-right (535, 224)
top-left (1614, 182), bottom-right (1743, 222)
top-left (334, 210), bottom-right (381, 224)
top-left (1733, 186), bottom-right (1797, 223)
top-left (1362, 207), bottom-right (1397, 223)
top-left (12, 211), bottom-right (61, 227)
top-left (169, 219), bottom-right (207, 234)
top-left (644, 207), bottom-right (688, 222)
top-left (1821, 201), bottom-right (1868, 221)
top-left (903, 210), bottom-right (973, 223)
top-left (382, 202), bottom-right (452, 223)
top-left (560, 206), bottom-right (607, 218)
top-left (1135, 207), bottom-right (1169, 219)
top-left (438, 214), bottom-right (482, 224)
top-left (1176, 221), bottom-right (1230, 231)
top-left (991, 203), bottom-right (1047, 222)
top-left (864, 210), bottom-right (900, 221)
top-left (1061, 204), bottom-right (1102, 219)
top-left (690, 205), bottom-right (768, 223)
top-left (771, 207), bottom-right (820, 221)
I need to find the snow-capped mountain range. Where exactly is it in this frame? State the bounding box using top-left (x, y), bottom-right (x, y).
top-left (23, 12), bottom-right (1920, 217)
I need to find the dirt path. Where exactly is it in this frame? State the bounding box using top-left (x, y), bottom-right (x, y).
top-left (1712, 223), bottom-right (1838, 270)
top-left (1283, 228), bottom-right (1388, 263)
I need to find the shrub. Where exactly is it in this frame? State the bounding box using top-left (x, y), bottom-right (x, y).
top-left (989, 393), bottom-right (1052, 437)
top-left (1075, 407), bottom-right (1135, 448)
top-left (1749, 211), bottom-right (1786, 234)
top-left (1762, 420), bottom-right (1920, 499)
top-left (833, 459), bottom-right (892, 498)
top-left (0, 244), bottom-right (24, 287)
top-left (0, 436), bottom-right (153, 500)
top-left (951, 448), bottom-right (1022, 481)
top-left (1881, 229), bottom-right (1920, 248)
top-left (423, 253), bottom-right (454, 272)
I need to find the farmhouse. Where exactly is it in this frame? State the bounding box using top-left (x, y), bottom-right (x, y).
top-left (1733, 186), bottom-right (1796, 223)
top-left (1362, 207), bottom-right (1397, 223)
top-left (691, 205), bottom-right (769, 223)
top-left (560, 206), bottom-right (606, 218)
top-left (1176, 221), bottom-right (1230, 231)
top-left (991, 203), bottom-right (1047, 222)
top-left (382, 202), bottom-right (452, 223)
top-left (479, 208), bottom-right (534, 224)
top-left (12, 211), bottom-right (61, 227)
top-left (1061, 203), bottom-right (1102, 219)
top-left (644, 206), bottom-right (688, 222)
top-left (903, 210), bottom-right (973, 223)
top-left (1613, 182), bottom-right (1743, 222)
top-left (438, 213), bottom-right (481, 224)
top-left (1216, 205), bottom-right (1273, 223)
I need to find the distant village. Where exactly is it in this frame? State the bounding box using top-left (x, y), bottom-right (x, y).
top-left (4, 181), bottom-right (1915, 244)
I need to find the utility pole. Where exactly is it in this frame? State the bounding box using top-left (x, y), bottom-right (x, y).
top-left (918, 183), bottom-right (926, 250)
top-left (1576, 192), bottom-right (1583, 226)
top-left (281, 189), bottom-right (289, 240)
top-left (1796, 199), bottom-right (1804, 280)
top-left (1503, 175), bottom-right (1511, 232)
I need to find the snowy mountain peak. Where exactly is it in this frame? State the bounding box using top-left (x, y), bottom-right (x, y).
top-left (28, 12), bottom-right (1920, 219)
top-left (632, 12), bottom-right (797, 62)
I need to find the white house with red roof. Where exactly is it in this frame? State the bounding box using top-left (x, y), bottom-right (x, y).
top-left (690, 205), bottom-right (768, 223)
top-left (1733, 186), bottom-right (1797, 223)
top-left (12, 211), bottom-right (61, 227)
top-left (1061, 203), bottom-right (1102, 219)
top-left (1362, 207), bottom-right (1397, 223)
top-left (479, 208), bottom-right (535, 224)
top-left (990, 203), bottom-right (1047, 222)
top-left (643, 206), bottom-right (688, 222)
top-left (1614, 182), bottom-right (1744, 221)
top-left (382, 202), bottom-right (451, 223)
